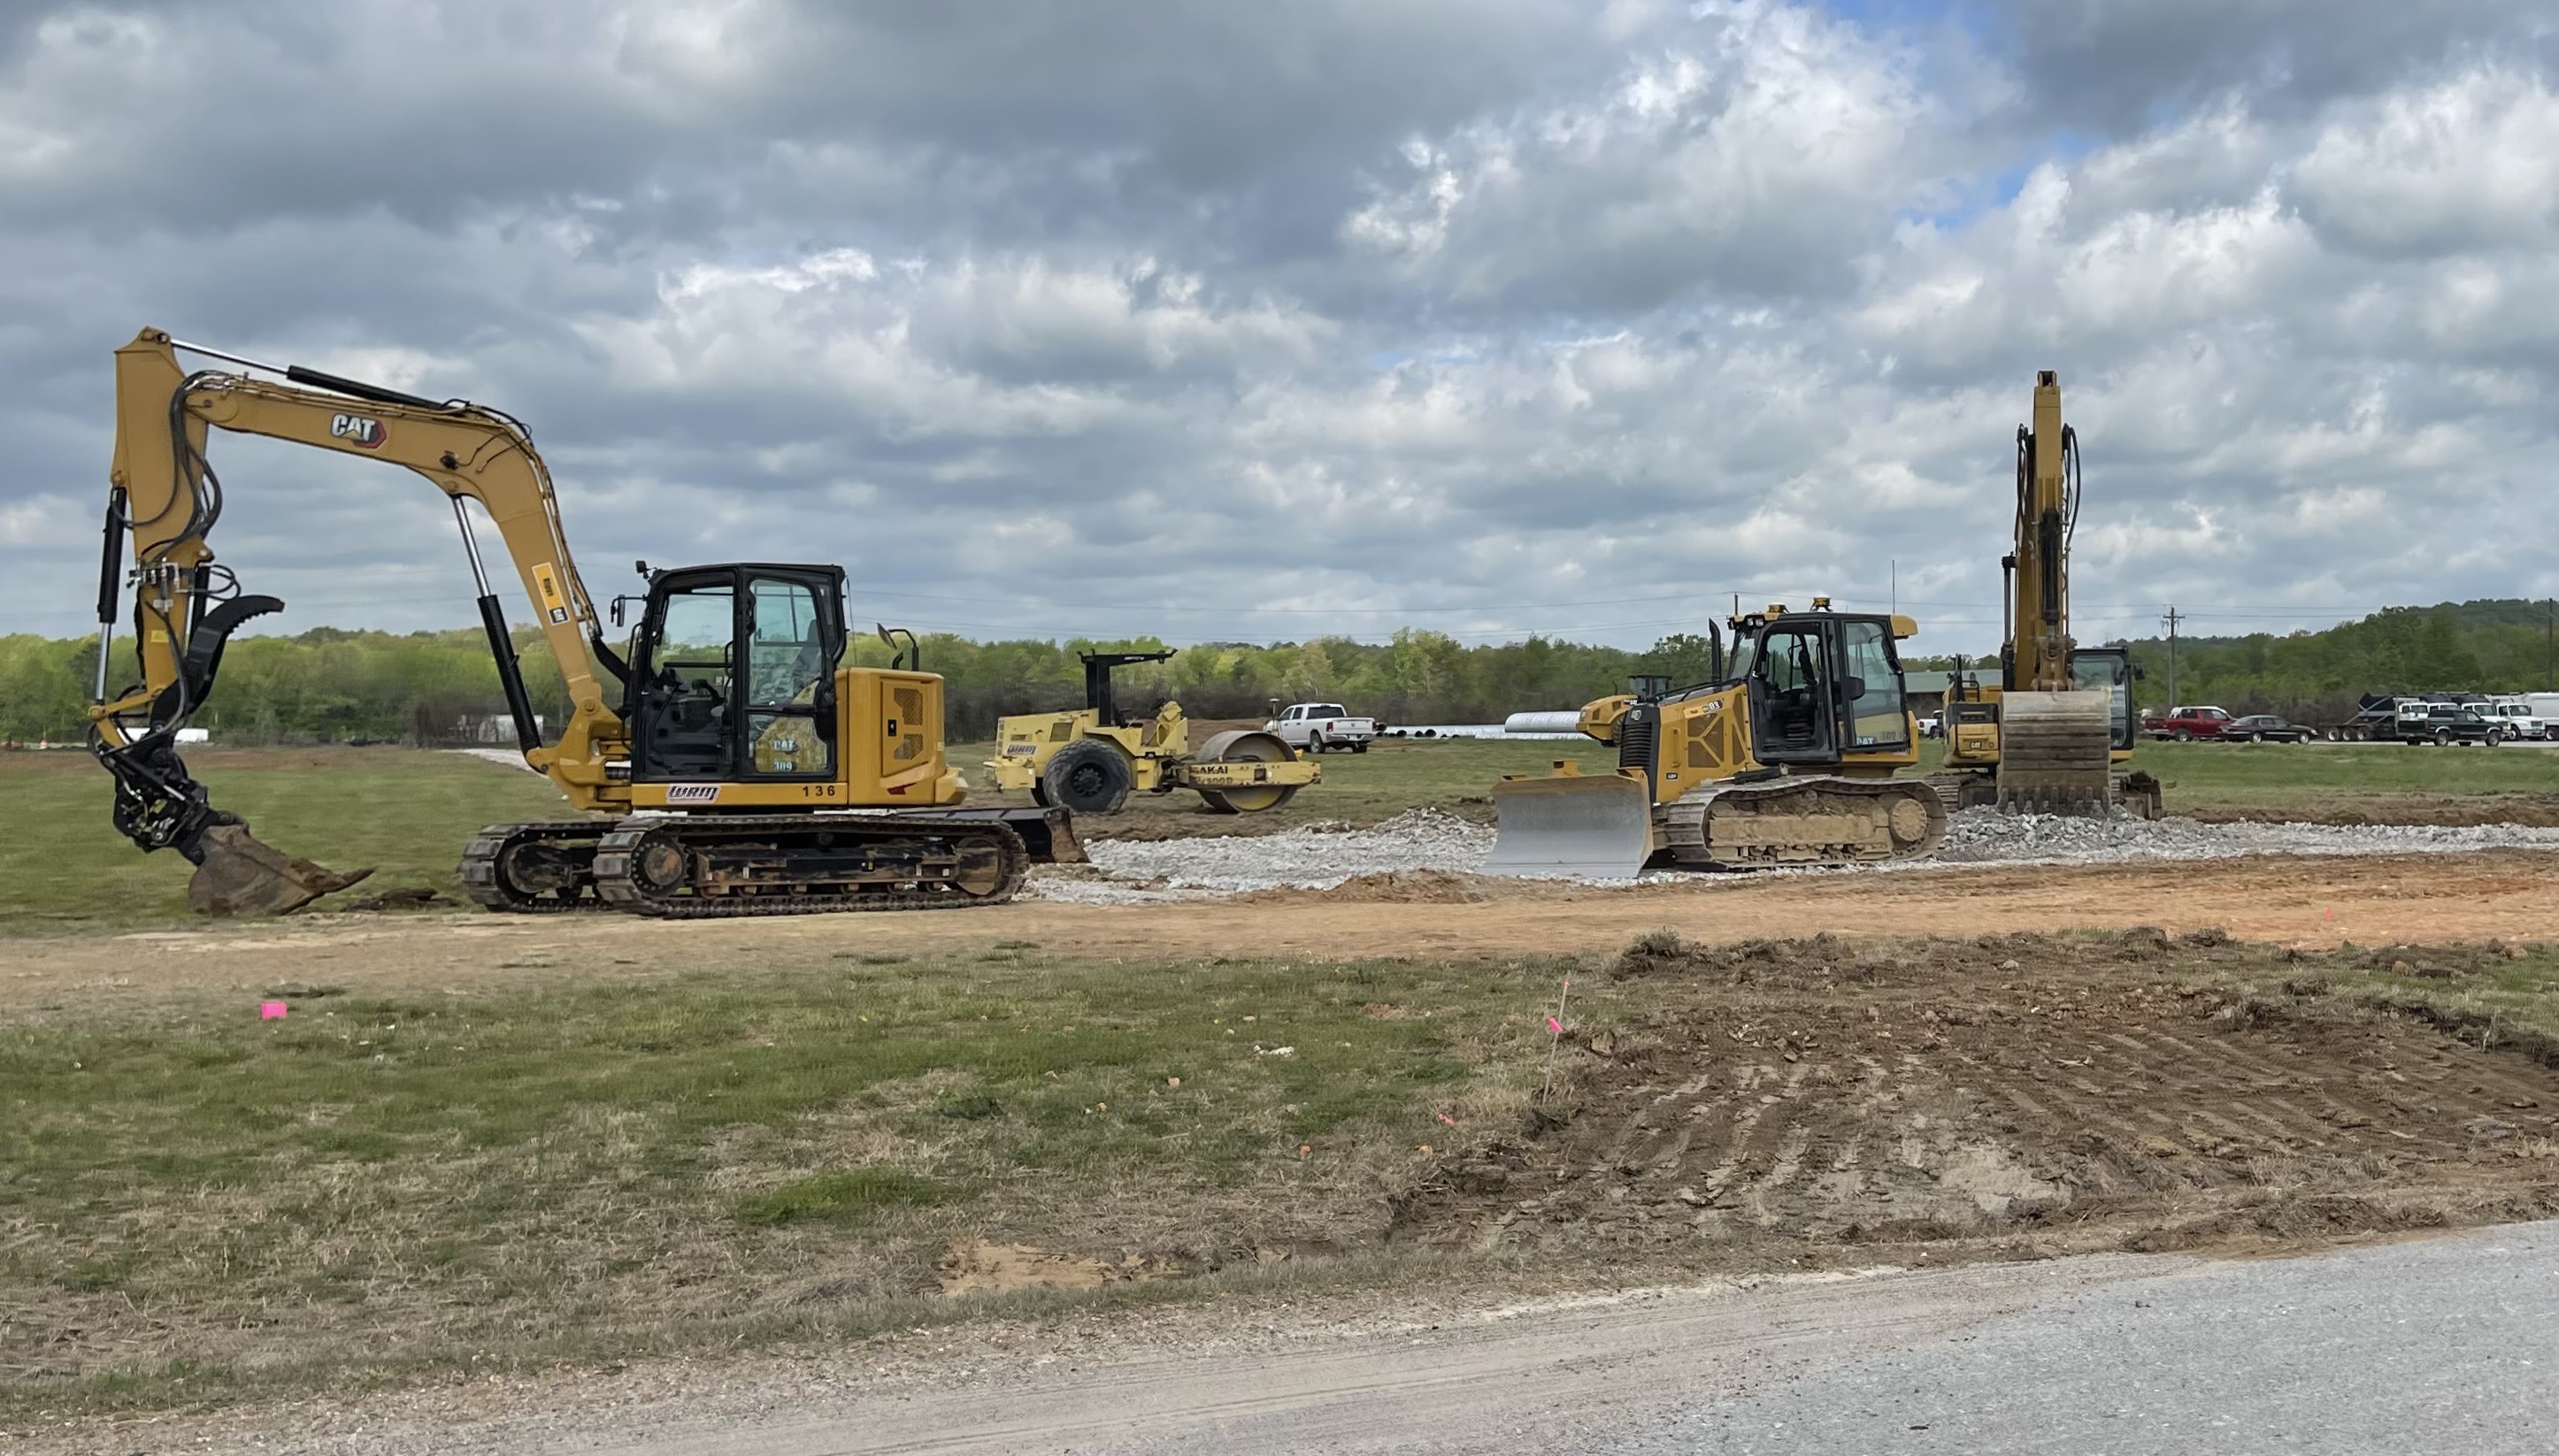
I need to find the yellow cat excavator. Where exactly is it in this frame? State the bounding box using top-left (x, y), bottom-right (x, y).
top-left (1934, 372), bottom-right (2160, 816)
top-left (87, 327), bottom-right (1077, 916)
top-left (1483, 600), bottom-right (1948, 878)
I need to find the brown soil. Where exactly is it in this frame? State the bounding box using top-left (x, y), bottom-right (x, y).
top-left (8, 851), bottom-right (2556, 1018)
top-left (1396, 931), bottom-right (2559, 1260)
top-left (2190, 793), bottom-right (2559, 828)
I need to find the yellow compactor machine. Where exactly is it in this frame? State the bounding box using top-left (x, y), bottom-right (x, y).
top-left (987, 650), bottom-right (1317, 814)
top-left (86, 328), bottom-right (1078, 917)
top-left (1934, 372), bottom-right (2160, 817)
top-left (1483, 601), bottom-right (1948, 878)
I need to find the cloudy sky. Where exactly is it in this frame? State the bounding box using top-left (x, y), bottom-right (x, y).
top-left (3, 0), bottom-right (2553, 655)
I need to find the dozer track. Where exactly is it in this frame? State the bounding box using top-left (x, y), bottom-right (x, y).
top-left (1487, 770), bottom-right (1947, 878)
top-left (1655, 775), bottom-right (1948, 869)
top-left (589, 813), bottom-right (1032, 918)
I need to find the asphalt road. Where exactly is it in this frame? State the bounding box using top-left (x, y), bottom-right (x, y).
top-left (1632, 1224), bottom-right (2558, 1455)
top-left (69, 1226), bottom-right (2550, 1455)
top-left (553, 1224), bottom-right (2556, 1456)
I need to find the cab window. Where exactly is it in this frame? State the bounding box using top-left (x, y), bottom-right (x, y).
top-left (1839, 620), bottom-right (1909, 750)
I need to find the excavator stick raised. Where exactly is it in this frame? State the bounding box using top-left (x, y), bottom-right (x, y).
top-left (1993, 689), bottom-right (2116, 814)
top-left (1482, 767), bottom-right (1655, 879)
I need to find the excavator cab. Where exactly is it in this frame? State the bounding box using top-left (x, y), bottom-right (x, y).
top-left (628, 563), bottom-right (844, 783)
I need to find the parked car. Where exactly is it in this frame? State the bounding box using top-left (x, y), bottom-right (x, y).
top-left (2224, 714), bottom-right (2316, 743)
top-left (2398, 702), bottom-right (2508, 746)
top-left (1265, 702), bottom-right (1379, 754)
top-left (2142, 705), bottom-right (2236, 741)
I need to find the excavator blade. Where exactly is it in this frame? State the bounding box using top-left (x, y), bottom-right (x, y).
top-left (1483, 771), bottom-right (1655, 879)
top-left (1995, 690), bottom-right (2116, 815)
top-left (186, 823), bottom-right (374, 916)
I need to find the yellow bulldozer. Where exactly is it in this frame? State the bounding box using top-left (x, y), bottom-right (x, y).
top-left (1933, 372), bottom-right (2162, 817)
top-left (86, 328), bottom-right (1078, 917)
top-left (986, 650), bottom-right (1318, 814)
top-left (1483, 600), bottom-right (1948, 878)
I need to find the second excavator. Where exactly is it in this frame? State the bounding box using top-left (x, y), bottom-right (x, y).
top-left (87, 328), bottom-right (1078, 917)
top-left (1934, 372), bottom-right (2160, 817)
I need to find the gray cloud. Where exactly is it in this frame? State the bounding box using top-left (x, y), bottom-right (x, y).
top-left (3, 0), bottom-right (2555, 661)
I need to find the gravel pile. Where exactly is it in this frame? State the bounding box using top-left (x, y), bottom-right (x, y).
top-left (1930, 809), bottom-right (2559, 866)
top-left (1029, 804), bottom-right (2559, 902)
top-left (1030, 808), bottom-right (1495, 904)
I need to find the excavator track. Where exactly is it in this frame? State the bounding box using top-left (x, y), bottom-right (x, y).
top-left (457, 821), bottom-right (612, 913)
top-left (1656, 775), bottom-right (1948, 869)
top-left (590, 814), bottom-right (1030, 918)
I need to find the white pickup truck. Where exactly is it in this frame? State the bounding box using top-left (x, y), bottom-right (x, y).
top-left (1265, 702), bottom-right (1378, 754)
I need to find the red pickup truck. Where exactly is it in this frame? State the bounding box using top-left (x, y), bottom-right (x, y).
top-left (2142, 705), bottom-right (2236, 741)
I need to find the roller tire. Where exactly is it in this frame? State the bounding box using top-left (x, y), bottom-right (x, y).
top-left (1041, 739), bottom-right (1133, 814)
top-left (1194, 729), bottom-right (1302, 815)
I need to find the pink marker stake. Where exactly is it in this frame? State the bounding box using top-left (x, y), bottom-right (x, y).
top-left (259, 1001), bottom-right (288, 1021)
top-left (1541, 978), bottom-right (1572, 1099)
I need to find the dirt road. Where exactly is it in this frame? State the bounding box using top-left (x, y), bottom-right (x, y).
top-left (10, 851), bottom-right (2553, 1014)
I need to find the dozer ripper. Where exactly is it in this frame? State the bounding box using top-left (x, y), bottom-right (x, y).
top-left (1483, 601), bottom-right (1948, 878)
top-left (986, 649), bottom-right (1318, 815)
top-left (86, 328), bottom-right (1077, 917)
top-left (1933, 372), bottom-right (2162, 817)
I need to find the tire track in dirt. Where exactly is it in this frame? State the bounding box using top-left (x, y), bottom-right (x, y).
top-left (1401, 935), bottom-right (2559, 1259)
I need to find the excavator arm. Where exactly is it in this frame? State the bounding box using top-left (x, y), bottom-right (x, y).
top-left (89, 327), bottom-right (627, 913)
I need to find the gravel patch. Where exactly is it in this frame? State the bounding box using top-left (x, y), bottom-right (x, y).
top-left (1030, 809), bottom-right (1497, 903)
top-left (1027, 805), bottom-right (2559, 903)
top-left (1929, 810), bottom-right (2559, 866)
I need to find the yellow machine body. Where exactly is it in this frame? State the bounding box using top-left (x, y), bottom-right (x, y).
top-left (1932, 372), bottom-right (2159, 817)
top-left (988, 689), bottom-right (1318, 816)
top-left (88, 328), bottom-right (1074, 916)
top-left (1485, 605), bottom-right (1948, 878)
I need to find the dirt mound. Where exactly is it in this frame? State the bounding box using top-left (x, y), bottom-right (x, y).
top-left (2189, 794), bottom-right (2559, 829)
top-left (1398, 932), bottom-right (2559, 1258)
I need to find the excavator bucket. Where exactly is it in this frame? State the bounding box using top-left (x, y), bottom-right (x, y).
top-left (1994, 690), bottom-right (2116, 815)
top-left (186, 823), bottom-right (373, 916)
top-left (1483, 770), bottom-right (1655, 879)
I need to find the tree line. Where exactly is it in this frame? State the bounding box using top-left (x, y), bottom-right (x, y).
top-left (3, 601), bottom-right (2549, 745)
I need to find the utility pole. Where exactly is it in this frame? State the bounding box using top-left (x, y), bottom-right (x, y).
top-left (1890, 558), bottom-right (1897, 617)
top-left (2162, 604), bottom-right (2183, 709)
top-left (2546, 598), bottom-right (2554, 693)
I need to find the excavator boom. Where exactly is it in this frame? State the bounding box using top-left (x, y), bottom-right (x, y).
top-left (1989, 371), bottom-right (2122, 815)
top-left (90, 330), bottom-right (629, 911)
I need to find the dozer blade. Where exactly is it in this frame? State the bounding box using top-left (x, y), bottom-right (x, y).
top-left (1483, 771), bottom-right (1655, 879)
top-left (1995, 690), bottom-right (2116, 815)
top-left (186, 823), bottom-right (374, 916)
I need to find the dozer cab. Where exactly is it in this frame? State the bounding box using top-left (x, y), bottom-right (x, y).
top-left (86, 328), bottom-right (1077, 917)
top-left (986, 650), bottom-right (1318, 814)
top-left (1484, 601), bottom-right (1948, 878)
top-left (1933, 372), bottom-right (2161, 817)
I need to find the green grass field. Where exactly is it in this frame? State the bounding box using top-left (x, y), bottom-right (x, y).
top-left (0, 749), bottom-right (574, 933)
top-left (0, 945), bottom-right (1561, 1416)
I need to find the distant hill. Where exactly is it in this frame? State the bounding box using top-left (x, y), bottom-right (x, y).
top-left (2106, 599), bottom-right (2558, 717)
